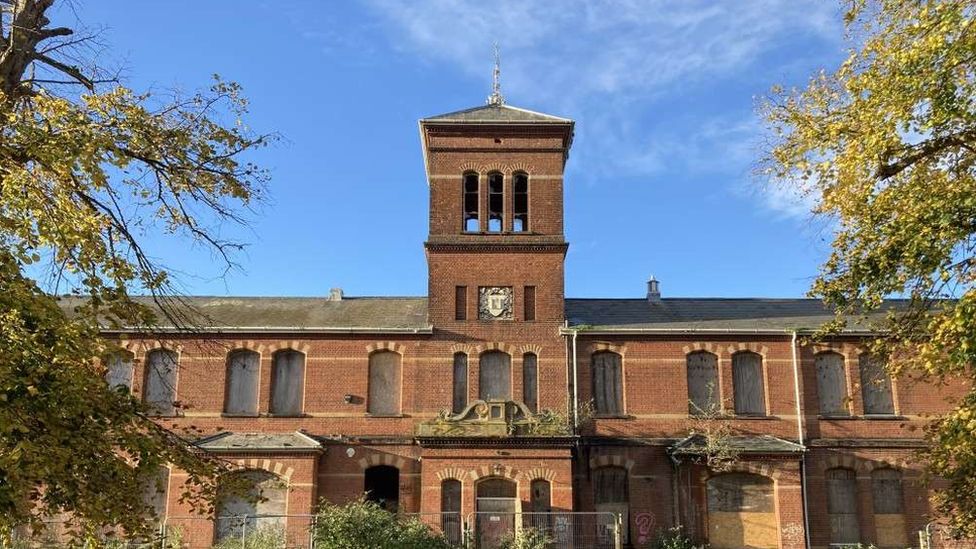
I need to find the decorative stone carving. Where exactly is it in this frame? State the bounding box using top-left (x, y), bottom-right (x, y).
top-left (479, 287), bottom-right (513, 320)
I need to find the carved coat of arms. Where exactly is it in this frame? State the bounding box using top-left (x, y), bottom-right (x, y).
top-left (479, 287), bottom-right (513, 320)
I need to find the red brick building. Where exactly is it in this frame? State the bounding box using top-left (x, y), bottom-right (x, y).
top-left (104, 96), bottom-right (964, 548)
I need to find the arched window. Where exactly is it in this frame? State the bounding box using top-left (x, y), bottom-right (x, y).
top-left (522, 353), bottom-right (538, 413)
top-left (224, 350), bottom-right (259, 415)
top-left (592, 351), bottom-right (623, 416)
top-left (479, 351), bottom-right (511, 401)
top-left (368, 351), bottom-right (402, 415)
top-left (706, 473), bottom-right (775, 549)
top-left (687, 351), bottom-right (719, 415)
top-left (463, 172), bottom-right (479, 232)
top-left (105, 352), bottom-right (134, 391)
top-left (816, 352), bottom-right (849, 416)
top-left (826, 467), bottom-right (860, 544)
top-left (270, 350), bottom-right (304, 416)
top-left (216, 470), bottom-right (286, 541)
top-left (513, 173), bottom-right (528, 232)
top-left (441, 479), bottom-right (462, 544)
top-left (871, 468), bottom-right (907, 547)
top-left (732, 351), bottom-right (765, 416)
top-left (141, 467), bottom-right (170, 523)
top-left (452, 352), bottom-right (468, 413)
top-left (365, 465), bottom-right (400, 512)
top-left (593, 467), bottom-right (629, 543)
top-left (144, 349), bottom-right (178, 416)
top-left (528, 479), bottom-right (552, 531)
top-left (859, 353), bottom-right (894, 415)
top-left (487, 172), bottom-right (503, 232)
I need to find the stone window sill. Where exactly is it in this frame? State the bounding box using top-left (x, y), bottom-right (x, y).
top-left (365, 413), bottom-right (405, 419)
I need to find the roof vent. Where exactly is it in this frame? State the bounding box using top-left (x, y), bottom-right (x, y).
top-left (647, 276), bottom-right (661, 302)
top-left (329, 288), bottom-right (344, 301)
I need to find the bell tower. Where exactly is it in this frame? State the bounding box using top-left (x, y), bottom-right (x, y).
top-left (419, 94), bottom-right (574, 328)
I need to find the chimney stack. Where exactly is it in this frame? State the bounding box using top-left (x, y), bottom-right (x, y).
top-left (329, 288), bottom-right (344, 301)
top-left (646, 276), bottom-right (661, 302)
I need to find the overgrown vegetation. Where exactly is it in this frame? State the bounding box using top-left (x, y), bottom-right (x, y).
top-left (652, 526), bottom-right (708, 549)
top-left (497, 527), bottom-right (551, 549)
top-left (311, 499), bottom-right (454, 549)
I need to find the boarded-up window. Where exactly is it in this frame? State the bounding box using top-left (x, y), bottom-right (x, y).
top-left (524, 285), bottom-right (536, 321)
top-left (453, 353), bottom-right (468, 413)
top-left (859, 354), bottom-right (895, 415)
top-left (224, 350), bottom-right (259, 415)
top-left (528, 479), bottom-right (552, 532)
top-left (513, 173), bottom-right (529, 232)
top-left (105, 353), bottom-right (134, 390)
top-left (732, 352), bottom-right (765, 416)
top-left (872, 468), bottom-right (907, 547)
top-left (488, 172), bottom-right (503, 232)
top-left (441, 479), bottom-right (462, 543)
top-left (706, 473), bottom-right (776, 549)
top-left (592, 352), bottom-right (623, 416)
top-left (826, 468), bottom-right (860, 544)
top-left (368, 351), bottom-right (402, 415)
top-left (142, 467), bottom-right (170, 521)
top-left (523, 353), bottom-right (538, 413)
top-left (463, 172), bottom-right (479, 232)
top-left (594, 467), bottom-right (629, 543)
top-left (816, 352), bottom-right (849, 416)
top-left (687, 351), bottom-right (719, 415)
top-left (216, 470), bottom-right (286, 541)
top-left (144, 349), bottom-right (178, 416)
top-left (455, 286), bottom-right (467, 320)
top-left (270, 350), bottom-right (304, 416)
top-left (479, 351), bottom-right (511, 401)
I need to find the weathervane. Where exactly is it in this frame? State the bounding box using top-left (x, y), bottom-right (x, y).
top-left (487, 43), bottom-right (504, 106)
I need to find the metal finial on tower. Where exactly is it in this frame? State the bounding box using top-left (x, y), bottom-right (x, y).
top-left (487, 43), bottom-right (504, 106)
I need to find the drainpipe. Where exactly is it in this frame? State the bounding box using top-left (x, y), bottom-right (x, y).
top-left (790, 330), bottom-right (811, 548)
top-left (572, 329), bottom-right (579, 430)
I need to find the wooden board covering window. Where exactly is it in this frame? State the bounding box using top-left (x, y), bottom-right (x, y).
top-left (523, 285), bottom-right (536, 321)
top-left (859, 353), bottom-right (895, 415)
top-left (593, 467), bottom-right (629, 543)
top-left (479, 351), bottom-right (512, 401)
top-left (523, 353), bottom-right (538, 412)
top-left (105, 353), bottom-right (134, 390)
top-left (270, 350), bottom-right (304, 416)
top-left (144, 349), bottom-right (178, 416)
top-left (826, 468), bottom-right (860, 544)
top-left (816, 352), bottom-right (849, 416)
top-left (872, 468), bottom-right (907, 547)
top-left (687, 351), bottom-right (719, 415)
top-left (225, 350), bottom-right (259, 415)
top-left (592, 352), bottom-right (623, 415)
top-left (455, 286), bottom-right (467, 320)
top-left (706, 473), bottom-right (776, 549)
top-left (368, 351), bottom-right (402, 415)
top-left (732, 352), bottom-right (765, 416)
top-left (452, 353), bottom-right (468, 414)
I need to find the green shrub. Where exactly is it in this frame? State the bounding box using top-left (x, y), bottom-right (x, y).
top-left (211, 524), bottom-right (286, 549)
top-left (652, 526), bottom-right (708, 549)
top-left (311, 499), bottom-right (454, 549)
top-left (497, 527), bottom-right (551, 549)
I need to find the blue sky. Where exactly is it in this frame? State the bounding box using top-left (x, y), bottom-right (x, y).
top-left (72, 1), bottom-right (848, 299)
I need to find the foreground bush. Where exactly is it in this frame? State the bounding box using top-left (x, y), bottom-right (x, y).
top-left (311, 499), bottom-right (454, 549)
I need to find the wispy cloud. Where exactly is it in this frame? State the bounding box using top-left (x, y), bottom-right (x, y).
top-left (364, 0), bottom-right (845, 217)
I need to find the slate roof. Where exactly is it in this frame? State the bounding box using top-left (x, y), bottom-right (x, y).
top-left (421, 103), bottom-right (572, 124)
top-left (194, 431), bottom-right (323, 452)
top-left (58, 295), bottom-right (430, 333)
top-left (669, 434), bottom-right (805, 456)
top-left (563, 298), bottom-right (901, 334)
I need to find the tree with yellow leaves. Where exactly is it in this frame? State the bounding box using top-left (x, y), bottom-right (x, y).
top-left (1, 0), bottom-right (270, 540)
top-left (763, 0), bottom-right (976, 535)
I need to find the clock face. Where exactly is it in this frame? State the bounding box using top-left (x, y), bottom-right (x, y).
top-left (479, 287), bottom-right (513, 320)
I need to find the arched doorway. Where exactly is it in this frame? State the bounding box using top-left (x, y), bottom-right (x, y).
top-left (706, 472), bottom-right (776, 549)
top-left (475, 478), bottom-right (518, 549)
top-left (364, 465), bottom-right (400, 512)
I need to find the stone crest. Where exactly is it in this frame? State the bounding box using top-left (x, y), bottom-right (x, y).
top-left (479, 287), bottom-right (513, 320)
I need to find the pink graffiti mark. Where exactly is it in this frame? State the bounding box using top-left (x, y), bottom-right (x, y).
top-left (635, 512), bottom-right (655, 545)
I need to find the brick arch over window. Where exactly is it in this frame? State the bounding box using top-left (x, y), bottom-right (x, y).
top-left (726, 342), bottom-right (769, 357)
top-left (356, 452), bottom-right (417, 472)
top-left (137, 341), bottom-right (184, 359)
top-left (591, 342), bottom-right (627, 356)
top-left (588, 455), bottom-right (635, 471)
top-left (232, 459), bottom-right (295, 481)
top-left (682, 342), bottom-right (726, 357)
top-left (265, 341), bottom-right (311, 355)
top-left (474, 342), bottom-right (517, 355)
top-left (436, 467), bottom-right (469, 482)
top-left (715, 462), bottom-right (782, 481)
top-left (222, 340), bottom-right (267, 354)
top-left (520, 467), bottom-right (558, 482)
top-left (365, 341), bottom-right (406, 355)
top-left (470, 464), bottom-right (520, 482)
top-left (507, 161), bottom-right (538, 174)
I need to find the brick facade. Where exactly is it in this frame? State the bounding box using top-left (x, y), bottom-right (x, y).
top-left (122, 101), bottom-right (962, 548)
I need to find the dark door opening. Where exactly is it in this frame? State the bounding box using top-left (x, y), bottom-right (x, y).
top-left (364, 465), bottom-right (399, 513)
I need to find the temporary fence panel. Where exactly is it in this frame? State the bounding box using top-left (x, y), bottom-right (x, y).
top-left (467, 511), bottom-right (621, 549)
top-left (164, 515), bottom-right (315, 549)
top-left (400, 512), bottom-right (465, 547)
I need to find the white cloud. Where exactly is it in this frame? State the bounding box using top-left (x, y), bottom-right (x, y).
top-left (364, 0), bottom-right (844, 217)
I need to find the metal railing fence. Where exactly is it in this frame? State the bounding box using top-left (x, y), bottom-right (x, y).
top-left (919, 523), bottom-right (976, 549)
top-left (467, 511), bottom-right (622, 549)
